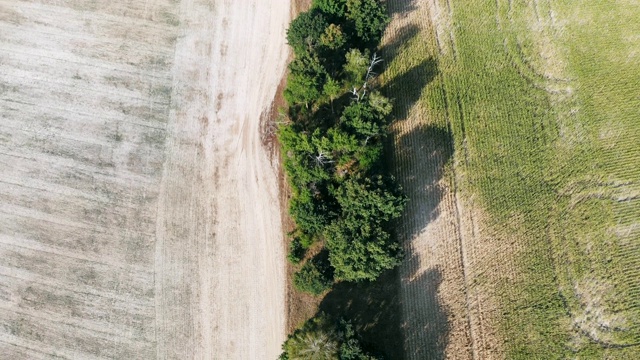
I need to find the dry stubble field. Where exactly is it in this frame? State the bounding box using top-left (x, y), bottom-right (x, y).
top-left (0, 0), bottom-right (290, 358)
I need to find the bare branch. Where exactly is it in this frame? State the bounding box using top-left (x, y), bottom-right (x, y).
top-left (351, 87), bottom-right (360, 102)
top-left (365, 53), bottom-right (384, 81)
top-left (310, 151), bottom-right (334, 167)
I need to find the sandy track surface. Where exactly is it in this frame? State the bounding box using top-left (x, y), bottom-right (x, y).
top-left (155, 1), bottom-right (290, 358)
top-left (0, 0), bottom-right (289, 359)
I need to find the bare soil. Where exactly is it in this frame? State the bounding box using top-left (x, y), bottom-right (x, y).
top-left (381, 0), bottom-right (505, 359)
top-left (381, 1), bottom-right (515, 359)
top-left (0, 0), bottom-right (290, 358)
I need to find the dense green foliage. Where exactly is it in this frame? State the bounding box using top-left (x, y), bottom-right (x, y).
top-left (281, 0), bottom-right (403, 284)
top-left (287, 231), bottom-right (315, 264)
top-left (279, 315), bottom-right (380, 360)
top-left (287, 10), bottom-right (329, 58)
top-left (344, 0), bottom-right (389, 43)
top-left (325, 176), bottom-right (405, 281)
top-left (293, 254), bottom-right (334, 295)
top-left (279, 1), bottom-right (398, 356)
top-left (313, 0), bottom-right (347, 18)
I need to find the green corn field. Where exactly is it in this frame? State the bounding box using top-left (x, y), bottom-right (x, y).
top-left (381, 0), bottom-right (640, 358)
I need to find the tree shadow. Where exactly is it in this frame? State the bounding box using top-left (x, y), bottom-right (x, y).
top-left (378, 23), bottom-right (421, 65)
top-left (317, 268), bottom-right (404, 359)
top-left (393, 125), bottom-right (453, 230)
top-left (392, 124), bottom-right (455, 360)
top-left (386, 0), bottom-right (419, 18)
top-left (400, 267), bottom-right (450, 360)
top-left (386, 68), bottom-right (455, 358)
top-left (381, 58), bottom-right (439, 121)
top-left (377, 20), bottom-right (454, 358)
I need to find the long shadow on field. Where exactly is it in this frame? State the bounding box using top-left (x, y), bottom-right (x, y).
top-left (381, 58), bottom-right (438, 122)
top-left (380, 7), bottom-right (455, 356)
top-left (402, 268), bottom-right (449, 360)
top-left (379, 23), bottom-right (421, 64)
top-left (387, 0), bottom-right (419, 17)
top-left (394, 125), bottom-right (454, 360)
top-left (393, 125), bottom-right (453, 227)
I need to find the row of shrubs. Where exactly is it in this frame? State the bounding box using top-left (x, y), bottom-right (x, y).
top-left (278, 1), bottom-right (400, 357)
top-left (282, 0), bottom-right (404, 287)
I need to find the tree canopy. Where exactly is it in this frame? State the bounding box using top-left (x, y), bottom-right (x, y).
top-left (279, 315), bottom-right (381, 360)
top-left (280, 0), bottom-right (404, 286)
top-left (287, 10), bottom-right (329, 57)
top-left (345, 0), bottom-right (389, 43)
top-left (325, 176), bottom-right (405, 281)
top-left (279, 0), bottom-right (399, 356)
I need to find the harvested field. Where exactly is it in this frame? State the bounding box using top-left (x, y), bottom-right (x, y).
top-left (0, 0), bottom-right (290, 358)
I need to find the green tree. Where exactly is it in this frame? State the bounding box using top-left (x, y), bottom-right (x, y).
top-left (279, 125), bottom-right (334, 235)
top-left (312, 128), bottom-right (360, 169)
top-left (288, 235), bottom-right (307, 264)
top-left (367, 91), bottom-right (393, 116)
top-left (313, 0), bottom-right (348, 18)
top-left (290, 188), bottom-right (331, 237)
top-left (340, 101), bottom-right (388, 143)
top-left (294, 253), bottom-right (334, 295)
top-left (282, 315), bottom-right (340, 360)
top-left (287, 10), bottom-right (329, 57)
top-left (343, 49), bottom-right (369, 89)
top-left (319, 23), bottom-right (351, 75)
top-left (279, 125), bottom-right (330, 187)
top-left (320, 24), bottom-right (347, 51)
top-left (345, 0), bottom-right (389, 44)
top-left (285, 54), bottom-right (328, 107)
top-left (339, 321), bottom-right (379, 360)
top-left (280, 315), bottom-right (381, 360)
top-left (325, 176), bottom-right (406, 281)
top-left (323, 77), bottom-right (342, 112)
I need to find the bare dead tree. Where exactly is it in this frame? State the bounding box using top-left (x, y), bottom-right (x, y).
top-left (311, 151), bottom-right (334, 167)
top-left (365, 53), bottom-right (383, 82)
top-left (351, 53), bottom-right (384, 103)
top-left (350, 87), bottom-right (362, 102)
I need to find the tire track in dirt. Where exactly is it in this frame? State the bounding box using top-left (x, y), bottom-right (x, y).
top-left (153, 1), bottom-right (290, 359)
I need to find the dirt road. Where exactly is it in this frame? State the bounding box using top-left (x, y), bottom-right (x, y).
top-left (0, 0), bottom-right (290, 358)
top-left (155, 1), bottom-right (290, 358)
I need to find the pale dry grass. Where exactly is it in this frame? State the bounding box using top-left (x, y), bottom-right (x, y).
top-left (572, 277), bottom-right (630, 345)
top-left (0, 0), bottom-right (291, 358)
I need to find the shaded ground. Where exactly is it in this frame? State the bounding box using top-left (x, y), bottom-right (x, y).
top-left (381, 0), bottom-right (476, 358)
top-left (318, 269), bottom-right (404, 359)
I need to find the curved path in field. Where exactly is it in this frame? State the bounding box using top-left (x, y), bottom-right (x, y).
top-left (154, 1), bottom-right (290, 358)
